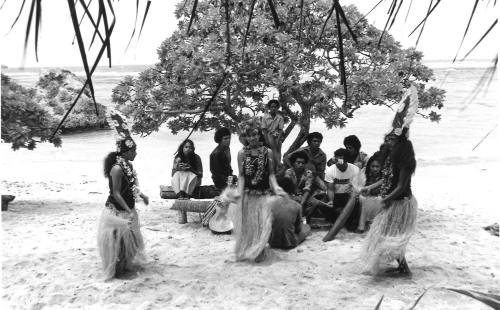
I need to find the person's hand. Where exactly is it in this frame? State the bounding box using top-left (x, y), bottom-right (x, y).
top-left (360, 187), bottom-right (369, 195)
top-left (327, 158), bottom-right (335, 167)
top-left (142, 194), bottom-right (150, 206)
top-left (274, 186), bottom-right (287, 197)
top-left (326, 201), bottom-right (334, 208)
top-left (381, 199), bottom-right (391, 209)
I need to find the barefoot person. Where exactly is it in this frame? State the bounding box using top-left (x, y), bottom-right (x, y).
top-left (171, 139), bottom-right (203, 199)
top-left (361, 79), bottom-right (419, 275)
top-left (98, 111), bottom-right (149, 280)
top-left (230, 118), bottom-right (286, 262)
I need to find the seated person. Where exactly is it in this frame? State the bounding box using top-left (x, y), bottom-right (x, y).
top-left (284, 132), bottom-right (327, 183)
top-left (327, 135), bottom-right (368, 169)
top-left (322, 148), bottom-right (360, 230)
top-left (171, 139), bottom-right (203, 199)
top-left (357, 152), bottom-right (384, 232)
top-left (210, 127), bottom-right (237, 190)
top-left (269, 177), bottom-right (311, 250)
top-left (284, 151), bottom-right (314, 209)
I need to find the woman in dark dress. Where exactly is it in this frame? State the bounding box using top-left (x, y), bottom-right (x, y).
top-left (98, 112), bottom-right (149, 280)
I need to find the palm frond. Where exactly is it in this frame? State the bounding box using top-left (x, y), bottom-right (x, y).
top-left (7, 0), bottom-right (26, 33)
top-left (34, 0), bottom-right (41, 62)
top-left (377, 0), bottom-right (397, 47)
top-left (353, 0), bottom-right (385, 27)
top-left (137, 0), bottom-right (151, 39)
top-left (77, 0), bottom-right (105, 49)
top-left (409, 290), bottom-right (428, 310)
top-left (318, 3), bottom-right (335, 42)
top-left (186, 0), bottom-right (199, 35)
top-left (453, 0), bottom-right (480, 62)
top-left (374, 295), bottom-right (384, 310)
top-left (184, 72), bottom-right (228, 142)
top-left (336, 0), bottom-right (358, 43)
top-left (414, 0), bottom-right (433, 48)
top-left (404, 0), bottom-right (412, 22)
top-left (335, 2), bottom-right (348, 104)
top-left (22, 0), bottom-right (36, 63)
top-left (447, 288), bottom-right (500, 309)
top-left (125, 0), bottom-right (140, 51)
top-left (388, 0), bottom-right (403, 30)
top-left (67, 0), bottom-right (97, 111)
top-left (267, 0), bottom-right (281, 29)
top-left (0, 0), bottom-right (7, 10)
top-left (72, 0), bottom-right (93, 45)
top-left (241, 0), bottom-right (257, 59)
top-left (408, 0), bottom-right (442, 36)
top-left (460, 19), bottom-right (497, 61)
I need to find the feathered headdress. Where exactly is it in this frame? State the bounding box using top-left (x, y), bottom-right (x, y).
top-left (389, 83), bottom-right (419, 137)
top-left (108, 110), bottom-right (136, 153)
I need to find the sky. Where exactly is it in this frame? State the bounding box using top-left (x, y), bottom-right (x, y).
top-left (0, 0), bottom-right (498, 68)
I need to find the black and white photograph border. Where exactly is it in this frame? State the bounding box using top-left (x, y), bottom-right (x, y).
top-left (1, 1), bottom-right (499, 309)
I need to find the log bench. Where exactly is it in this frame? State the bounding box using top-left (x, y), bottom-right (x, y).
top-left (160, 185), bottom-right (220, 224)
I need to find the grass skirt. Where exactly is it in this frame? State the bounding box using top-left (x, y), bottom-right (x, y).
top-left (97, 204), bottom-right (145, 280)
top-left (224, 188), bottom-right (276, 262)
top-left (361, 196), bottom-right (417, 274)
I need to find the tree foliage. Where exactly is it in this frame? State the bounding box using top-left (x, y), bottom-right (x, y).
top-left (113, 0), bottom-right (446, 152)
top-left (1, 70), bottom-right (108, 150)
top-left (1, 74), bottom-right (61, 150)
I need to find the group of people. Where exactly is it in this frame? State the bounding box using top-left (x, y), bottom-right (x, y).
top-left (97, 81), bottom-right (420, 280)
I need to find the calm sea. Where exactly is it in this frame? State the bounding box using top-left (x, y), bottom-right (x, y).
top-left (1, 61), bottom-right (498, 191)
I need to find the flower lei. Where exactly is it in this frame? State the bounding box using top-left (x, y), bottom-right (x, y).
top-left (244, 146), bottom-right (266, 186)
top-left (379, 157), bottom-right (393, 197)
top-left (116, 156), bottom-right (141, 199)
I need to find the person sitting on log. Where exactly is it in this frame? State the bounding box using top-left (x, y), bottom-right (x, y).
top-left (268, 177), bottom-right (311, 250)
top-left (171, 139), bottom-right (203, 199)
top-left (210, 127), bottom-right (237, 190)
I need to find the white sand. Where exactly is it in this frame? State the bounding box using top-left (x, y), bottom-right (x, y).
top-left (2, 159), bottom-right (499, 309)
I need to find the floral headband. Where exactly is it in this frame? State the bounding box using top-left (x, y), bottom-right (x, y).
top-left (108, 110), bottom-right (136, 153)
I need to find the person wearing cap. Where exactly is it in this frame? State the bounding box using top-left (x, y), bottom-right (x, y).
top-left (98, 111), bottom-right (148, 280)
top-left (210, 127), bottom-right (237, 190)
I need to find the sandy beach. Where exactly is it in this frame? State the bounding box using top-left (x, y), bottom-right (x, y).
top-left (2, 150), bottom-right (499, 309)
top-left (2, 62), bottom-right (500, 309)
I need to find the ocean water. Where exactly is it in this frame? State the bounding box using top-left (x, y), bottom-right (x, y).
top-left (1, 62), bottom-right (498, 191)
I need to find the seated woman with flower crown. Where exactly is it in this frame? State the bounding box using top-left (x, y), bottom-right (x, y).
top-left (171, 139), bottom-right (203, 199)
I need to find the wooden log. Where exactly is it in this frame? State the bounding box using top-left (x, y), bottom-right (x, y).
top-left (1, 195), bottom-right (15, 211)
top-left (160, 185), bottom-right (220, 199)
top-left (171, 199), bottom-right (213, 224)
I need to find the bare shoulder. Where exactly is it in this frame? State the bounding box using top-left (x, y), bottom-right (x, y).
top-left (110, 164), bottom-right (124, 177)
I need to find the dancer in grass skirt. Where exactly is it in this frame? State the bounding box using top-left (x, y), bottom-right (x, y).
top-left (98, 111), bottom-right (149, 280)
top-left (228, 118), bottom-right (286, 262)
top-left (361, 79), bottom-right (419, 275)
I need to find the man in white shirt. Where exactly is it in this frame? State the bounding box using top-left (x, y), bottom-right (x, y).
top-left (322, 148), bottom-right (360, 230)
